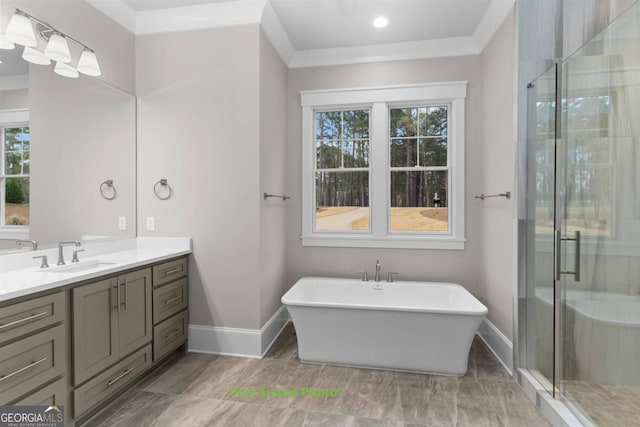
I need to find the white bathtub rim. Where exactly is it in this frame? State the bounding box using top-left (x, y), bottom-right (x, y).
top-left (282, 276), bottom-right (488, 316)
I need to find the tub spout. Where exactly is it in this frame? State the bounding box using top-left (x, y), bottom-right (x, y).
top-left (375, 260), bottom-right (381, 282)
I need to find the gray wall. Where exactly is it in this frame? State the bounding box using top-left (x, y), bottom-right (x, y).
top-left (259, 29), bottom-right (288, 325)
top-left (285, 56), bottom-right (487, 307)
top-left (136, 25), bottom-right (265, 330)
top-left (479, 9), bottom-right (516, 340)
top-left (0, 89), bottom-right (28, 110)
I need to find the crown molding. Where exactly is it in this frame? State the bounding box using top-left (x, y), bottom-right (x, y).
top-left (86, 0), bottom-right (514, 68)
top-left (288, 36), bottom-right (480, 68)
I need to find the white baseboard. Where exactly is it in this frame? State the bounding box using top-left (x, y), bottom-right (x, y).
top-left (188, 306), bottom-right (290, 358)
top-left (476, 317), bottom-right (514, 374)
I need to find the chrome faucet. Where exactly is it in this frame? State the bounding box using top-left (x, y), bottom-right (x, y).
top-left (375, 260), bottom-right (382, 282)
top-left (58, 240), bottom-right (81, 265)
top-left (16, 239), bottom-right (37, 251)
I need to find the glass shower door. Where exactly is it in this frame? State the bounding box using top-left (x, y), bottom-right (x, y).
top-left (559, 2), bottom-right (640, 424)
top-left (524, 65), bottom-right (558, 393)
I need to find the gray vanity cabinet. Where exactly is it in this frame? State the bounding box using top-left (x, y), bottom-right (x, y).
top-left (116, 269), bottom-right (153, 357)
top-left (73, 268), bottom-right (152, 386)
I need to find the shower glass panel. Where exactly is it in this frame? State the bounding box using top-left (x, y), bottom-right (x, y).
top-left (524, 65), bottom-right (558, 393)
top-left (559, 2), bottom-right (640, 424)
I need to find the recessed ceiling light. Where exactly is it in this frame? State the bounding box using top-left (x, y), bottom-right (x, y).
top-left (373, 16), bottom-right (388, 28)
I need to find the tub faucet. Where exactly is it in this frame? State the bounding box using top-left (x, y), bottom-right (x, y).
top-left (58, 240), bottom-right (81, 265)
top-left (16, 239), bottom-right (37, 251)
top-left (375, 260), bottom-right (381, 282)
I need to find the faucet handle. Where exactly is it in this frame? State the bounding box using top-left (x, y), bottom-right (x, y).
top-left (72, 249), bottom-right (85, 263)
top-left (33, 255), bottom-right (49, 269)
top-left (357, 271), bottom-right (369, 282)
top-left (387, 272), bottom-right (399, 283)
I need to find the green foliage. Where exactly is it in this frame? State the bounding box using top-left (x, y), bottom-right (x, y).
top-left (6, 179), bottom-right (25, 204)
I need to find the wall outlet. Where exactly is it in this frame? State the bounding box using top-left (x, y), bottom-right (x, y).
top-left (118, 216), bottom-right (127, 231)
top-left (146, 217), bottom-right (155, 232)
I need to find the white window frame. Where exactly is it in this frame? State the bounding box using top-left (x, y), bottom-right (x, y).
top-left (0, 109), bottom-right (30, 240)
top-left (301, 82), bottom-right (467, 250)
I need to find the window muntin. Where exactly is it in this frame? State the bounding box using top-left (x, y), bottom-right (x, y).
top-left (314, 109), bottom-right (370, 232)
top-left (389, 105), bottom-right (450, 233)
top-left (1, 125), bottom-right (30, 226)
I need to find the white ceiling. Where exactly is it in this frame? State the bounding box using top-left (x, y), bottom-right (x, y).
top-left (270, 0), bottom-right (492, 50)
top-left (86, 0), bottom-right (514, 68)
top-left (123, 0), bottom-right (234, 12)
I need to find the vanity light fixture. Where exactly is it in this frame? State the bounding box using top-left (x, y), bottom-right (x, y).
top-left (22, 46), bottom-right (51, 65)
top-left (44, 32), bottom-right (71, 63)
top-left (372, 16), bottom-right (389, 28)
top-left (1, 8), bottom-right (101, 77)
top-left (4, 10), bottom-right (36, 47)
top-left (0, 34), bottom-right (14, 50)
top-left (54, 61), bottom-right (79, 79)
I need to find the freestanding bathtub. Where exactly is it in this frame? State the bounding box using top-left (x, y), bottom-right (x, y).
top-left (282, 277), bottom-right (488, 375)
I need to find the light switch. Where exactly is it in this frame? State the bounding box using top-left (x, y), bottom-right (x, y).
top-left (118, 216), bottom-right (127, 231)
top-left (146, 217), bottom-right (155, 232)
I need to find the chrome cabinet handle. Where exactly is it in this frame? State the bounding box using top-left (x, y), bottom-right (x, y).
top-left (165, 329), bottom-right (181, 341)
top-left (0, 357), bottom-right (47, 382)
top-left (164, 295), bottom-right (182, 305)
top-left (112, 285), bottom-right (120, 312)
top-left (121, 279), bottom-right (127, 311)
top-left (0, 312), bottom-right (48, 330)
top-left (556, 230), bottom-right (581, 282)
top-left (162, 266), bottom-right (182, 277)
top-left (107, 366), bottom-right (136, 386)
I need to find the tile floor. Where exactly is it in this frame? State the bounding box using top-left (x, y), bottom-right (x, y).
top-left (563, 381), bottom-right (640, 427)
top-left (85, 324), bottom-right (549, 426)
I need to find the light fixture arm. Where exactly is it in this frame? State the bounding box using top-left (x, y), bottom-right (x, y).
top-left (14, 8), bottom-right (95, 53)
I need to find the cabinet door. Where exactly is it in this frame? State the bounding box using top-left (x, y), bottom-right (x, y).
top-left (73, 278), bottom-right (119, 385)
top-left (118, 268), bottom-right (152, 357)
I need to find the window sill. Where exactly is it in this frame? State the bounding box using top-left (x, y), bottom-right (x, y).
top-left (0, 227), bottom-right (29, 240)
top-left (301, 235), bottom-right (465, 250)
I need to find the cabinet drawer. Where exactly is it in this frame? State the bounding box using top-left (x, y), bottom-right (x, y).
top-left (153, 311), bottom-right (187, 362)
top-left (12, 377), bottom-right (66, 407)
top-left (0, 292), bottom-right (65, 345)
top-left (0, 325), bottom-right (65, 404)
top-left (74, 343), bottom-right (151, 418)
top-left (153, 277), bottom-right (188, 324)
top-left (152, 257), bottom-right (187, 288)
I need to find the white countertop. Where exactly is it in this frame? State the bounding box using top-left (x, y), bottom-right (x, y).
top-left (0, 237), bottom-right (192, 303)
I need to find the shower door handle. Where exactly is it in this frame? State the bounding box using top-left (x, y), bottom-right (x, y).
top-left (556, 230), bottom-right (581, 282)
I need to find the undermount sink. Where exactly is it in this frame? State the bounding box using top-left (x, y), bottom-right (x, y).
top-left (43, 260), bottom-right (118, 273)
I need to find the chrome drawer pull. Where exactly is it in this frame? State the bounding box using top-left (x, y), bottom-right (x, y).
top-left (0, 357), bottom-right (48, 382)
top-left (107, 366), bottom-right (136, 386)
top-left (164, 295), bottom-right (182, 305)
top-left (165, 329), bottom-right (181, 341)
top-left (162, 266), bottom-right (182, 277)
top-left (0, 312), bottom-right (49, 330)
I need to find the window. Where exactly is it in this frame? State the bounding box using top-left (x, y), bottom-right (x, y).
top-left (0, 109), bottom-right (30, 239)
top-left (301, 83), bottom-right (467, 249)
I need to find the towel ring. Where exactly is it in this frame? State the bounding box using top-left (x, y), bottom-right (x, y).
top-left (154, 179), bottom-right (172, 200)
top-left (99, 180), bottom-right (117, 200)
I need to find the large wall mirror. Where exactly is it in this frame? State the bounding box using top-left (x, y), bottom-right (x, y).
top-left (0, 41), bottom-right (136, 253)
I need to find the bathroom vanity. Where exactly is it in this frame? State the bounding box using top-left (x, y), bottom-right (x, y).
top-left (0, 237), bottom-right (191, 426)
